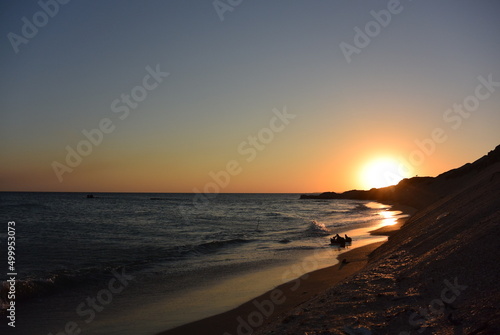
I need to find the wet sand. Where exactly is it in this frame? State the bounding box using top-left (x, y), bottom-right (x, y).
top-left (157, 240), bottom-right (385, 335)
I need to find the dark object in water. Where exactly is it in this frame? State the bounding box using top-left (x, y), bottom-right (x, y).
top-left (279, 239), bottom-right (291, 244)
top-left (86, 194), bottom-right (94, 198)
top-left (330, 235), bottom-right (346, 247)
top-left (331, 233), bottom-right (353, 247)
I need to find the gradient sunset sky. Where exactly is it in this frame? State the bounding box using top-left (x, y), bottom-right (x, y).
top-left (1, 0), bottom-right (499, 193)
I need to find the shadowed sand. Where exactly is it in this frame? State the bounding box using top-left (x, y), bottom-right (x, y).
top-left (157, 241), bottom-right (388, 335)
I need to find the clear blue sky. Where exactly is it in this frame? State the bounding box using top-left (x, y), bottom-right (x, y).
top-left (1, 0), bottom-right (499, 192)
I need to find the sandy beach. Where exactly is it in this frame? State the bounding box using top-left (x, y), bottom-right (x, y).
top-left (158, 240), bottom-right (388, 335)
top-left (160, 147), bottom-right (500, 335)
top-left (159, 205), bottom-right (412, 335)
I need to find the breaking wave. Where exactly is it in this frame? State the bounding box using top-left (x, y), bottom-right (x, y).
top-left (305, 220), bottom-right (330, 236)
top-left (350, 203), bottom-right (371, 211)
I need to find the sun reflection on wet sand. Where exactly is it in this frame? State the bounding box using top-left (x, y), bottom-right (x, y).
top-left (378, 210), bottom-right (399, 226)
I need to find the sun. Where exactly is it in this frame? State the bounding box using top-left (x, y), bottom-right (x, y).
top-left (360, 157), bottom-right (408, 189)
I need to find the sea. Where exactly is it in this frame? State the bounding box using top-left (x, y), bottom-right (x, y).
top-left (0, 192), bottom-right (406, 335)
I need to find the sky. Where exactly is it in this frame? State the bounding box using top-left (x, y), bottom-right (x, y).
top-left (1, 0), bottom-right (499, 193)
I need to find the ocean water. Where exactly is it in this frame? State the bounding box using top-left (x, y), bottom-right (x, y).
top-left (0, 192), bottom-right (405, 335)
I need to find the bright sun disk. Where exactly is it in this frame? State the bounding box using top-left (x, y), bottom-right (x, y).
top-left (361, 157), bottom-right (407, 189)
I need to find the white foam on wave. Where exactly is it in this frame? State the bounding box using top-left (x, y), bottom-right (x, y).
top-left (306, 220), bottom-right (330, 235)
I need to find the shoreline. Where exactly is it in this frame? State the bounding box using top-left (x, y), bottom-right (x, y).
top-left (157, 241), bottom-right (385, 335)
top-left (159, 203), bottom-right (414, 335)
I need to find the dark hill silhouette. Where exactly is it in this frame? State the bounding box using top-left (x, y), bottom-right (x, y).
top-left (300, 144), bottom-right (500, 209)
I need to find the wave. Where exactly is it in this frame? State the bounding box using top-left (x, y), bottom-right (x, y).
top-left (0, 238), bottom-right (245, 309)
top-left (0, 237), bottom-right (245, 310)
top-left (0, 266), bottom-right (120, 310)
top-left (197, 238), bottom-right (251, 252)
top-left (264, 212), bottom-right (295, 221)
top-left (276, 246), bottom-right (318, 252)
top-left (305, 220), bottom-right (330, 236)
top-left (150, 197), bottom-right (189, 202)
top-left (350, 203), bottom-right (371, 212)
top-left (0, 202), bottom-right (50, 209)
top-left (0, 238), bottom-right (257, 305)
top-left (174, 238), bottom-right (254, 258)
top-left (330, 210), bottom-right (350, 213)
top-left (1, 277), bottom-right (60, 309)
